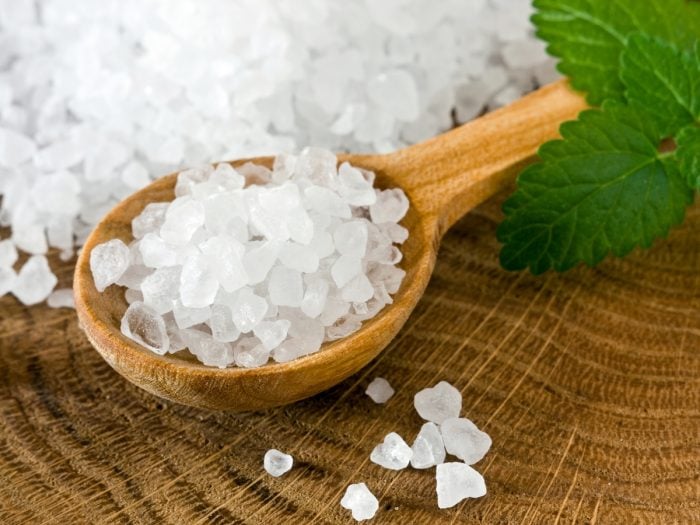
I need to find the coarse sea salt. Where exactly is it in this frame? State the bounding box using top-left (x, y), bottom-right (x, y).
top-left (0, 0), bottom-right (554, 308)
top-left (365, 377), bottom-right (395, 404)
top-left (91, 150), bottom-right (408, 368)
top-left (263, 449), bottom-right (293, 477)
top-left (341, 483), bottom-right (379, 522)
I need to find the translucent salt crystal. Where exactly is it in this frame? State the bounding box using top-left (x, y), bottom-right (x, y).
top-left (295, 147), bottom-right (337, 186)
top-left (369, 189), bottom-right (409, 224)
top-left (160, 197), bottom-right (205, 245)
top-left (0, 240), bottom-right (18, 268)
top-left (333, 221), bottom-right (368, 257)
top-left (0, 127), bottom-right (35, 167)
top-left (209, 304), bottom-right (240, 342)
top-left (140, 266), bottom-right (180, 315)
top-left (243, 241), bottom-right (281, 285)
top-left (253, 319), bottom-right (291, 351)
top-left (337, 162), bottom-right (376, 206)
top-left (300, 277), bottom-right (329, 318)
top-left (268, 266), bottom-right (303, 307)
top-left (132, 203), bottom-right (168, 239)
top-left (31, 171), bottom-right (81, 215)
top-left (365, 377), bottom-right (394, 404)
top-left (370, 432), bottom-right (413, 470)
top-left (259, 182), bottom-right (301, 212)
top-left (0, 268), bottom-right (17, 296)
top-left (175, 166), bottom-right (212, 197)
top-left (203, 191), bottom-right (248, 235)
top-left (209, 163), bottom-right (245, 190)
top-left (247, 192), bottom-right (291, 241)
top-left (173, 300), bottom-right (211, 330)
top-left (121, 161), bottom-right (150, 189)
top-left (139, 233), bottom-right (177, 268)
top-left (90, 239), bottom-right (130, 292)
top-left (370, 265), bottom-right (405, 294)
top-left (287, 207), bottom-right (315, 245)
top-left (502, 38), bottom-right (547, 70)
top-left (117, 264), bottom-right (152, 289)
top-left (180, 253), bottom-right (218, 308)
top-left (304, 186), bottom-right (351, 218)
top-left (319, 295), bottom-right (351, 327)
top-left (440, 418), bottom-right (492, 465)
top-left (180, 329), bottom-right (234, 368)
top-left (326, 316), bottom-right (362, 340)
top-left (13, 225), bottom-right (48, 255)
top-left (200, 235), bottom-right (248, 292)
top-left (410, 422), bottom-right (446, 469)
top-left (436, 463), bottom-right (487, 509)
top-left (341, 274), bottom-right (374, 303)
top-left (279, 242), bottom-right (319, 273)
top-left (368, 69), bottom-right (419, 122)
top-left (47, 288), bottom-right (75, 309)
top-left (121, 301), bottom-right (169, 355)
top-left (379, 223), bottom-right (409, 244)
top-left (341, 483), bottom-right (378, 522)
top-left (124, 288), bottom-right (143, 304)
top-left (35, 139), bottom-right (84, 170)
top-left (230, 287), bottom-right (268, 333)
top-left (331, 255), bottom-right (362, 288)
top-left (309, 228), bottom-right (334, 259)
top-left (234, 342), bottom-right (269, 368)
top-left (263, 449), bottom-right (293, 477)
top-left (414, 381), bottom-right (462, 424)
top-left (237, 162), bottom-right (272, 185)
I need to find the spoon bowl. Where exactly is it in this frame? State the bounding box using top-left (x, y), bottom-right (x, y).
top-left (74, 80), bottom-right (587, 411)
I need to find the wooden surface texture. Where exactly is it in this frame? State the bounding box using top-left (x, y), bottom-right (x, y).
top-left (0, 192), bottom-right (699, 524)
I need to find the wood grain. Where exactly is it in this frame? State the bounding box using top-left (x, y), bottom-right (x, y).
top-left (1, 192), bottom-right (699, 523)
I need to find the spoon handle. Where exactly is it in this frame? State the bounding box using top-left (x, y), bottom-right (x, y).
top-left (384, 79), bottom-right (588, 238)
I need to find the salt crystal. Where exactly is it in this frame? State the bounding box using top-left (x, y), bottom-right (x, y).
top-left (172, 300), bottom-right (211, 330)
top-left (331, 255), bottom-right (362, 288)
top-left (180, 329), bottom-right (234, 368)
top-left (0, 127), bottom-right (35, 167)
top-left (414, 381), bottom-right (462, 424)
top-left (121, 161), bottom-right (150, 189)
top-left (47, 288), bottom-right (75, 309)
top-left (179, 253), bottom-right (218, 308)
top-left (268, 266), bottom-right (303, 307)
top-left (160, 197), bottom-right (205, 245)
top-left (368, 69), bottom-right (420, 122)
top-left (243, 241), bottom-right (281, 285)
top-left (230, 287), bottom-right (268, 333)
top-left (440, 418), bottom-right (492, 465)
top-left (140, 266), bottom-right (180, 315)
top-left (0, 240), bottom-right (18, 268)
top-left (300, 277), bottom-right (329, 318)
top-left (369, 189), bottom-right (409, 224)
top-left (120, 301), bottom-right (170, 355)
top-left (90, 239), bottom-right (130, 292)
top-left (304, 186), bottom-right (351, 218)
top-left (410, 422), bottom-right (446, 469)
top-left (370, 432), bottom-right (413, 470)
top-left (341, 274), bottom-right (374, 303)
top-left (200, 235), bottom-right (248, 292)
top-left (0, 268), bottom-right (17, 296)
top-left (279, 242), bottom-right (319, 273)
top-left (253, 319), bottom-right (291, 350)
top-left (132, 203), bottom-right (169, 239)
top-left (234, 342), bottom-right (270, 368)
top-left (209, 304), bottom-right (240, 342)
top-left (436, 463), bottom-right (487, 509)
top-left (13, 225), bottom-right (48, 255)
top-left (333, 221), bottom-right (368, 257)
top-left (365, 377), bottom-right (394, 404)
top-left (139, 233), bottom-right (177, 268)
top-left (263, 449), bottom-right (293, 477)
top-left (341, 483), bottom-right (379, 522)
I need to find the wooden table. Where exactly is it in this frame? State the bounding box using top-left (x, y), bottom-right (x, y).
top-left (0, 194), bottom-right (698, 524)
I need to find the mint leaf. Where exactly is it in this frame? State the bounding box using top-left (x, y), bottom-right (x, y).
top-left (621, 35), bottom-right (700, 137)
top-left (498, 103), bottom-right (693, 274)
top-left (677, 126), bottom-right (700, 189)
top-left (533, 0), bottom-right (700, 105)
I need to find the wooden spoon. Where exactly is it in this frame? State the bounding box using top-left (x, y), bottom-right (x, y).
top-left (74, 80), bottom-right (587, 411)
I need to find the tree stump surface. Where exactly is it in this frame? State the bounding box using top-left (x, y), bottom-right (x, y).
top-left (0, 193), bottom-right (698, 524)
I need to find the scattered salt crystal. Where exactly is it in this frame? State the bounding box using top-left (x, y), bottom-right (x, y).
top-left (0, 268), bottom-right (17, 296)
top-left (410, 422), bottom-right (446, 469)
top-left (436, 462), bottom-right (487, 509)
top-left (0, 127), bottom-right (35, 167)
top-left (341, 483), bottom-right (379, 522)
top-left (263, 449), bottom-right (293, 477)
top-left (365, 377), bottom-right (395, 404)
top-left (414, 381), bottom-right (462, 424)
top-left (90, 239), bottom-right (130, 292)
top-left (370, 432), bottom-right (413, 470)
top-left (13, 225), bottom-right (48, 255)
top-left (440, 418), bottom-right (492, 465)
top-left (47, 288), bottom-right (75, 309)
top-left (0, 240), bottom-right (18, 268)
top-left (120, 301), bottom-right (170, 355)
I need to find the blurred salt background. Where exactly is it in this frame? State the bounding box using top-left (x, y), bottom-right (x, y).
top-left (0, 0), bottom-right (555, 306)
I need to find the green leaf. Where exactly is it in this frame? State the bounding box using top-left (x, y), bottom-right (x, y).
top-left (621, 35), bottom-right (700, 137)
top-left (533, 0), bottom-right (700, 105)
top-left (677, 126), bottom-right (700, 189)
top-left (498, 103), bottom-right (693, 274)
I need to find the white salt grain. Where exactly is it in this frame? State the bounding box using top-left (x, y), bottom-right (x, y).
top-left (121, 301), bottom-right (169, 355)
top-left (410, 422), bottom-right (446, 469)
top-left (0, 240), bottom-right (18, 268)
top-left (90, 239), bottom-right (130, 292)
top-left (440, 418), bottom-right (492, 465)
top-left (370, 432), bottom-right (413, 470)
top-left (47, 288), bottom-right (75, 309)
top-left (414, 381), bottom-right (462, 424)
top-left (341, 483), bottom-right (379, 522)
top-left (436, 463), bottom-right (487, 509)
top-left (365, 377), bottom-right (395, 404)
top-left (263, 449), bottom-right (293, 477)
